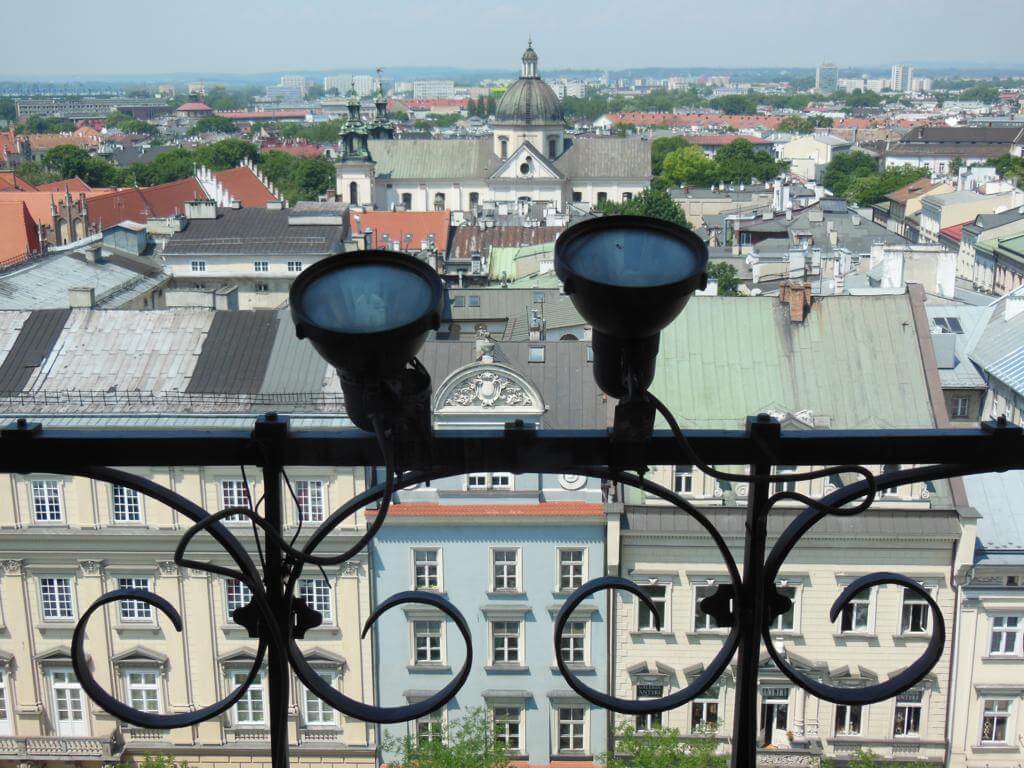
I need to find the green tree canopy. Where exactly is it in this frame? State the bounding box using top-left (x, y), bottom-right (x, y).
top-left (130, 148), bottom-right (196, 186)
top-left (709, 94), bottom-right (759, 115)
top-left (662, 144), bottom-right (719, 188)
top-left (713, 139), bottom-right (786, 184)
top-left (844, 164), bottom-right (929, 206)
top-left (596, 188), bottom-right (689, 228)
top-left (190, 115), bottom-right (239, 135)
top-left (821, 151), bottom-right (879, 197)
top-left (16, 116), bottom-right (75, 134)
top-left (650, 136), bottom-right (690, 177)
top-left (380, 707), bottom-right (508, 768)
top-left (777, 115), bottom-right (834, 134)
top-left (0, 97), bottom-right (18, 122)
top-left (601, 723), bottom-right (726, 768)
top-left (42, 144), bottom-right (132, 187)
top-left (708, 261), bottom-right (741, 296)
top-left (191, 138), bottom-right (258, 171)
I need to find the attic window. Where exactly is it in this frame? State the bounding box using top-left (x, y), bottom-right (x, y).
top-left (533, 291), bottom-right (544, 304)
top-left (452, 296), bottom-right (465, 308)
top-left (467, 296), bottom-right (481, 308)
top-left (528, 346), bottom-right (545, 363)
top-left (586, 346), bottom-right (593, 363)
top-left (932, 317), bottom-right (963, 334)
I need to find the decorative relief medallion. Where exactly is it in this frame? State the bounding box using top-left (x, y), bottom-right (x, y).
top-left (79, 560), bottom-right (103, 575)
top-left (0, 559), bottom-right (22, 575)
top-left (443, 371), bottom-right (535, 409)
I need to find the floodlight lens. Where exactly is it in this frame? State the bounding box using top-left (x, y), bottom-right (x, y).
top-left (300, 264), bottom-right (436, 335)
top-left (559, 228), bottom-right (701, 287)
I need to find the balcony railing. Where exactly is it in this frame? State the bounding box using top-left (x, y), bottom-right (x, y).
top-left (0, 735), bottom-right (120, 761)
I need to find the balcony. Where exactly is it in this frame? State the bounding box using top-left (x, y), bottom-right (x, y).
top-left (0, 735), bottom-right (121, 762)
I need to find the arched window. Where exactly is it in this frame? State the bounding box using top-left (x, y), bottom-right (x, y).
top-left (349, 182), bottom-right (358, 206)
top-left (560, 333), bottom-right (579, 341)
top-left (548, 137), bottom-right (557, 159)
top-left (469, 192), bottom-right (479, 209)
top-left (500, 138), bottom-right (509, 159)
top-left (401, 192), bottom-right (412, 209)
top-left (434, 192), bottom-right (446, 211)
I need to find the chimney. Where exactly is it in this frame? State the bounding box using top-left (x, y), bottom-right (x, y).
top-left (828, 228), bottom-right (839, 248)
top-left (68, 287), bottom-right (95, 308)
top-left (528, 309), bottom-right (545, 341)
top-left (266, 199), bottom-right (285, 211)
top-left (184, 198), bottom-right (217, 219)
top-left (779, 281), bottom-right (813, 323)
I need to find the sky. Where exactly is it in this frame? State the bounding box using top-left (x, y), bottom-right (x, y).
top-left (2, 0), bottom-right (1023, 78)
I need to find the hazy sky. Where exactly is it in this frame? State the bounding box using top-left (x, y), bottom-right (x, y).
top-left (3, 0), bottom-right (1022, 77)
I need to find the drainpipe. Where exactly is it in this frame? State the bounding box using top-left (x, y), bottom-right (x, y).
top-left (946, 558), bottom-right (975, 768)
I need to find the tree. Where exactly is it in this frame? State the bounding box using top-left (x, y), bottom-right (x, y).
top-left (130, 148), bottom-right (196, 186)
top-left (42, 145), bottom-right (92, 179)
top-left (600, 722), bottom-right (726, 768)
top-left (258, 152), bottom-right (336, 204)
top-left (306, 83), bottom-right (325, 100)
top-left (16, 115), bottom-right (75, 134)
top-left (821, 151), bottom-right (878, 197)
top-left (662, 145), bottom-right (718, 188)
top-left (12, 160), bottom-right (60, 186)
top-left (708, 261), bottom-right (741, 296)
top-left (713, 139), bottom-right (784, 184)
top-left (776, 115), bottom-right (832, 134)
top-left (597, 188), bottom-right (689, 228)
top-left (844, 164), bottom-right (929, 206)
top-left (710, 94), bottom-right (758, 115)
top-left (990, 154), bottom-right (1024, 186)
top-left (380, 707), bottom-right (508, 768)
top-left (0, 97), bottom-right (16, 122)
top-left (191, 138), bottom-right (258, 171)
top-left (106, 111), bottom-right (156, 135)
top-left (190, 115), bottom-right (239, 135)
top-left (651, 136), bottom-right (691, 177)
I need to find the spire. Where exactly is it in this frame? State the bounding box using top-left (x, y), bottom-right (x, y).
top-left (521, 39), bottom-right (539, 79)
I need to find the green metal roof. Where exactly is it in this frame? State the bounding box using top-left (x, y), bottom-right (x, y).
top-left (488, 243), bottom-right (553, 281)
top-left (651, 294), bottom-right (936, 430)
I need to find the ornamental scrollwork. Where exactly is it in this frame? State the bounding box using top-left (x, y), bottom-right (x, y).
top-left (443, 371), bottom-right (535, 408)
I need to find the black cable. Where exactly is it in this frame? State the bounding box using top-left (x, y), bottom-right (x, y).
top-left (240, 464), bottom-right (266, 571)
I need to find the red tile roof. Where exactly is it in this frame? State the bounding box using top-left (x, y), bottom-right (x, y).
top-left (350, 210), bottom-right (452, 253)
top-left (885, 178), bottom-right (943, 204)
top-left (940, 223), bottom-right (965, 243)
top-left (87, 176), bottom-right (207, 226)
top-left (213, 166), bottom-right (277, 207)
top-left (0, 200), bottom-right (42, 268)
top-left (176, 102), bottom-right (213, 112)
top-left (369, 502), bottom-right (604, 519)
top-left (690, 133), bottom-right (770, 146)
top-left (260, 140), bottom-right (324, 158)
top-left (35, 177), bottom-right (92, 194)
top-left (27, 132), bottom-right (99, 151)
top-left (0, 171), bottom-right (37, 191)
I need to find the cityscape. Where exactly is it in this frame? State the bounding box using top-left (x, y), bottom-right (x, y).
top-left (1, 8), bottom-right (1024, 768)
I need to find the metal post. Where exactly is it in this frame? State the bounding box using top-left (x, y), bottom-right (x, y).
top-left (256, 414), bottom-right (291, 768)
top-left (731, 416), bottom-right (776, 768)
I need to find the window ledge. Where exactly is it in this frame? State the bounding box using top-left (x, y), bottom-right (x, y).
top-left (973, 745), bottom-right (1018, 753)
top-left (484, 665), bottom-right (530, 675)
top-left (486, 591), bottom-right (527, 599)
top-left (833, 632), bottom-right (877, 640)
top-left (551, 754), bottom-right (592, 762)
top-left (685, 630), bottom-right (728, 639)
top-left (550, 665), bottom-right (595, 674)
top-left (632, 630), bottom-right (675, 639)
top-left (115, 622), bottom-right (160, 632)
top-left (982, 655), bottom-right (1024, 662)
top-left (37, 620), bottom-right (76, 631)
top-left (770, 632), bottom-right (803, 639)
top-left (893, 633), bottom-right (930, 641)
top-left (219, 623), bottom-right (251, 633)
top-left (406, 664), bottom-right (451, 674)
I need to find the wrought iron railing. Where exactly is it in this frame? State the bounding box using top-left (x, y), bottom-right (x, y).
top-left (1, 413), bottom-right (1021, 768)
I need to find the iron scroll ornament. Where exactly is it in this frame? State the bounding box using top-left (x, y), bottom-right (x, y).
top-left (60, 444), bottom-right (978, 736)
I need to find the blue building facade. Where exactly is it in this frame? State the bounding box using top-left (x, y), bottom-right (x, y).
top-left (370, 338), bottom-right (611, 765)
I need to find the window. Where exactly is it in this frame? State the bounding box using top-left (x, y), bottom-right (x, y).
top-left (125, 669), bottom-right (160, 713)
top-left (893, 690), bottom-right (922, 737)
top-left (402, 192), bottom-right (413, 209)
top-left (295, 479), bottom-right (325, 523)
top-left (51, 669), bottom-right (86, 736)
top-left (225, 578), bottom-right (253, 619)
top-left (692, 688), bottom-right (720, 731)
top-left (596, 192), bottom-right (608, 204)
top-left (694, 584), bottom-right (721, 631)
top-left (416, 708), bottom-right (443, 744)
top-left (40, 577), bottom-right (74, 620)
top-left (674, 466), bottom-right (694, 495)
top-left (557, 706), bottom-right (585, 754)
top-left (254, 260), bottom-right (269, 272)
top-left (953, 397), bottom-right (970, 418)
top-left (533, 291), bottom-right (545, 304)
top-left (303, 670), bottom-right (335, 727)
top-left (117, 577), bottom-right (152, 622)
top-left (255, 283), bottom-right (270, 293)
top-left (413, 549), bottom-right (440, 590)
top-left (560, 620), bottom-right (586, 665)
top-left (190, 260), bottom-right (206, 273)
top-left (990, 615), bottom-right (1022, 655)
top-left (467, 473), bottom-right (512, 491)
top-left (559, 549), bottom-right (585, 592)
top-left (548, 138), bottom-right (557, 159)
top-left (528, 345), bottom-right (545, 363)
top-left (492, 706), bottom-right (521, 752)
top-left (639, 584), bottom-right (667, 632)
top-left (835, 704), bottom-right (863, 736)
top-left (491, 473), bottom-right (512, 490)
top-left (572, 191), bottom-right (582, 202)
top-left (31, 479), bottom-right (62, 522)
top-left (623, 192), bottom-right (633, 202)
top-left (519, 161), bottom-right (531, 176)
top-left (300, 578), bottom-right (332, 622)
top-left (933, 316), bottom-right (964, 334)
top-left (773, 466), bottom-right (797, 494)
top-left (433, 192), bottom-right (446, 211)
top-left (232, 670), bottom-right (265, 726)
top-left (499, 138), bottom-right (508, 159)
top-left (413, 620), bottom-right (442, 664)
top-left (981, 699), bottom-right (1010, 744)
top-left (901, 588), bottom-right (930, 634)
top-left (348, 181), bottom-right (358, 206)
top-left (771, 585), bottom-right (797, 632)
top-left (492, 549), bottom-right (519, 592)
top-left (469, 192), bottom-right (479, 209)
top-left (467, 473), bottom-right (488, 490)
top-left (287, 260), bottom-right (303, 273)
top-left (635, 682), bottom-right (663, 732)
top-left (467, 295), bottom-right (480, 307)
top-left (0, 669), bottom-right (10, 732)
top-left (586, 345), bottom-right (593, 362)
top-left (220, 480), bottom-right (251, 522)
top-left (840, 587), bottom-right (871, 633)
top-left (111, 486), bottom-right (141, 522)
top-left (881, 464), bottom-right (901, 497)
top-left (491, 621), bottom-right (521, 665)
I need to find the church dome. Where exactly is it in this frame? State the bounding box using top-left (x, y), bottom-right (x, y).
top-left (494, 42), bottom-right (563, 125)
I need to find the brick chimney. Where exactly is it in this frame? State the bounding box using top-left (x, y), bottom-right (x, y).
top-left (779, 282), bottom-right (813, 323)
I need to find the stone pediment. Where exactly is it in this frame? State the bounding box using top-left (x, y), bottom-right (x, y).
top-left (434, 363), bottom-right (544, 415)
top-left (490, 142), bottom-right (563, 181)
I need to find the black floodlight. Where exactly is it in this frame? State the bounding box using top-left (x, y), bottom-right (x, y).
top-left (290, 250), bottom-right (444, 432)
top-left (555, 215), bottom-right (708, 400)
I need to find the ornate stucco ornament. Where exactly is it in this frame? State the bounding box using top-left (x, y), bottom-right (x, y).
top-left (443, 371), bottom-right (535, 408)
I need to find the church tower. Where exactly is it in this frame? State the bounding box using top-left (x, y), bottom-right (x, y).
top-left (368, 68), bottom-right (395, 140)
top-left (492, 40), bottom-right (565, 160)
top-left (336, 88), bottom-right (375, 207)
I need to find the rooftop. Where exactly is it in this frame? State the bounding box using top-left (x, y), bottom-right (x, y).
top-left (350, 209), bottom-right (452, 253)
top-left (964, 470), bottom-right (1024, 554)
top-left (162, 207), bottom-right (347, 258)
